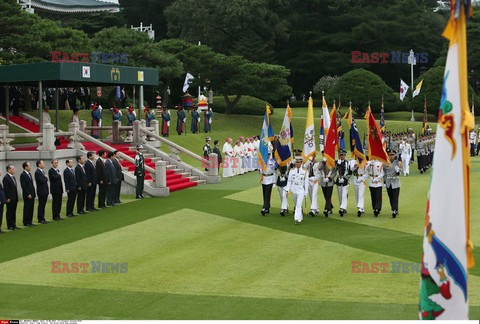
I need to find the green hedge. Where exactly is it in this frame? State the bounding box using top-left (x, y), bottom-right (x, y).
top-left (209, 95), bottom-right (272, 115)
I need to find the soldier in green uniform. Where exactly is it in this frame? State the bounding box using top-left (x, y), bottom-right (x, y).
top-left (135, 144), bottom-right (145, 199)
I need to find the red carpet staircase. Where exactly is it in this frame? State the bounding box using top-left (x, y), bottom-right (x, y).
top-left (8, 114), bottom-right (200, 192)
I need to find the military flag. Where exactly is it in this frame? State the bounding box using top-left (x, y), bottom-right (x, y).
top-left (346, 103), bottom-right (366, 166)
top-left (302, 96), bottom-right (316, 161)
top-left (324, 102), bottom-right (337, 168)
top-left (419, 0), bottom-right (474, 320)
top-left (366, 105), bottom-right (389, 164)
top-left (258, 105), bottom-right (274, 171)
top-left (275, 103), bottom-right (294, 166)
top-left (380, 95), bottom-right (386, 132)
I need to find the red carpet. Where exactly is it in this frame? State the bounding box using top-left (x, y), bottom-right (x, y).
top-left (8, 115), bottom-right (69, 150)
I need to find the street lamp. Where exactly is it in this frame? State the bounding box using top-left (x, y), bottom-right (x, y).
top-left (408, 49), bottom-right (416, 121)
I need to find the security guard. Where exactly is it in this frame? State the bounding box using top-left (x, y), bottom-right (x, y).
top-left (384, 149), bottom-right (402, 218)
top-left (259, 153), bottom-right (277, 216)
top-left (285, 155), bottom-right (309, 224)
top-left (335, 149), bottom-right (351, 216)
top-left (367, 158), bottom-right (384, 217)
top-left (134, 144), bottom-right (145, 199)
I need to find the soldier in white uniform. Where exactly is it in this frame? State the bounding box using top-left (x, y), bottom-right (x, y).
top-left (384, 149), bottom-right (402, 218)
top-left (367, 158), bottom-right (384, 217)
top-left (319, 158), bottom-right (336, 217)
top-left (276, 165), bottom-right (289, 216)
top-left (335, 149), bottom-right (351, 216)
top-left (222, 138), bottom-right (234, 178)
top-left (285, 156), bottom-right (309, 225)
top-left (349, 159), bottom-right (368, 217)
top-left (399, 138), bottom-right (411, 176)
top-left (304, 154), bottom-right (321, 216)
top-left (259, 154), bottom-right (277, 216)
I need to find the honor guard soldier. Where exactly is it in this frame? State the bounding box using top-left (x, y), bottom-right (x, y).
top-left (304, 153), bottom-right (321, 216)
top-left (259, 153), bottom-right (277, 216)
top-left (319, 157), bottom-right (336, 217)
top-left (384, 149), bottom-right (402, 218)
top-left (203, 137), bottom-right (212, 171)
top-left (135, 144), bottom-right (145, 199)
top-left (276, 165), bottom-right (289, 216)
top-left (399, 137), bottom-right (412, 176)
top-left (335, 149), bottom-right (351, 216)
top-left (417, 135), bottom-right (425, 173)
top-left (285, 154), bottom-right (309, 225)
top-left (366, 158), bottom-right (384, 217)
top-left (349, 158), bottom-right (367, 217)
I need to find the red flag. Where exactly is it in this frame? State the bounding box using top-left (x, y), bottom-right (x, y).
top-left (366, 110), bottom-right (389, 164)
top-left (324, 103), bottom-right (337, 168)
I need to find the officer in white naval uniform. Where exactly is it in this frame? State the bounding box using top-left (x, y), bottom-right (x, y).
top-left (367, 158), bottom-right (384, 217)
top-left (259, 154), bottom-right (277, 216)
top-left (399, 137), bottom-right (411, 176)
top-left (349, 158), bottom-right (368, 217)
top-left (285, 156), bottom-right (309, 224)
top-left (335, 149), bottom-right (351, 217)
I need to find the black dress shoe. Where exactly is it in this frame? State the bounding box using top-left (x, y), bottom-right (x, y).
top-left (91, 208), bottom-right (99, 211)
top-left (54, 217), bottom-right (64, 221)
top-left (78, 211), bottom-right (86, 215)
top-left (8, 227), bottom-right (15, 231)
top-left (30, 223), bottom-right (37, 226)
top-left (323, 210), bottom-right (329, 217)
top-left (0, 230), bottom-right (5, 234)
top-left (67, 214), bottom-right (76, 218)
top-left (40, 220), bottom-right (48, 224)
top-left (14, 226), bottom-right (21, 230)
top-left (260, 209), bottom-right (266, 216)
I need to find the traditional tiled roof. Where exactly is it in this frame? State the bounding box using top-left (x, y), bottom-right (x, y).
top-left (22, 0), bottom-right (120, 13)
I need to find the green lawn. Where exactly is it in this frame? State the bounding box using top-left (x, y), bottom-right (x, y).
top-left (0, 154), bottom-right (479, 319)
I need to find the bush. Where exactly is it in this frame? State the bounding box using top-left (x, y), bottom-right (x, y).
top-left (208, 95), bottom-right (272, 115)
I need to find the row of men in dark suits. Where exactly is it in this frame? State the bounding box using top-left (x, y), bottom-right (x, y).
top-left (0, 150), bottom-right (125, 234)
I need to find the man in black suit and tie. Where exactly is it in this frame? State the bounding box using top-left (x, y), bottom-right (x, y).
top-left (48, 159), bottom-right (63, 221)
top-left (75, 155), bottom-right (87, 215)
top-left (96, 150), bottom-right (108, 209)
top-left (20, 161), bottom-right (36, 227)
top-left (34, 160), bottom-right (49, 224)
top-left (85, 151), bottom-right (98, 212)
top-left (63, 159), bottom-right (77, 217)
top-left (213, 140), bottom-right (223, 172)
top-left (0, 170), bottom-right (7, 234)
top-left (113, 150), bottom-right (124, 204)
top-left (3, 164), bottom-right (19, 230)
top-left (105, 151), bottom-right (118, 207)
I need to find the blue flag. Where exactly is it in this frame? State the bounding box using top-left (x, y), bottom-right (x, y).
top-left (258, 105), bottom-right (274, 170)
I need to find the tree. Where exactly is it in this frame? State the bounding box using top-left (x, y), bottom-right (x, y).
top-left (313, 75), bottom-right (338, 95)
top-left (326, 69), bottom-right (395, 116)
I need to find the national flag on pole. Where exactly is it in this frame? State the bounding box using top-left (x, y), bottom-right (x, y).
top-left (258, 105), bottom-right (274, 171)
top-left (400, 79), bottom-right (409, 101)
top-left (366, 106), bottom-right (389, 164)
top-left (413, 79), bottom-right (424, 98)
top-left (183, 73), bottom-right (194, 93)
top-left (422, 96), bottom-right (428, 135)
top-left (380, 96), bottom-right (386, 131)
top-left (302, 96), bottom-right (316, 161)
top-left (324, 102), bottom-right (337, 168)
top-left (347, 104), bottom-right (366, 167)
top-left (319, 117), bottom-right (325, 152)
top-left (275, 104), bottom-right (294, 166)
top-left (322, 94), bottom-right (331, 133)
top-left (419, 1), bottom-right (474, 320)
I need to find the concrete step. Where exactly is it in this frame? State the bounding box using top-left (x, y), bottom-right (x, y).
top-left (195, 180), bottom-right (207, 185)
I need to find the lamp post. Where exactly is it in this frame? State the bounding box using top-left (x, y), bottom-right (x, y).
top-left (408, 49), bottom-right (416, 121)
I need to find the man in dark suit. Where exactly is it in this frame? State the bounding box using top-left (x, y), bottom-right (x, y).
top-left (85, 151), bottom-right (98, 212)
top-left (63, 159), bottom-right (77, 217)
top-left (213, 140), bottom-right (223, 172)
top-left (48, 159), bottom-right (63, 221)
top-left (34, 160), bottom-right (49, 224)
top-left (0, 171), bottom-right (7, 234)
top-left (105, 151), bottom-right (118, 207)
top-left (113, 150), bottom-right (124, 204)
top-left (75, 155), bottom-right (87, 215)
top-left (96, 150), bottom-right (108, 209)
top-left (20, 161), bottom-right (36, 227)
top-left (3, 164), bottom-right (19, 230)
